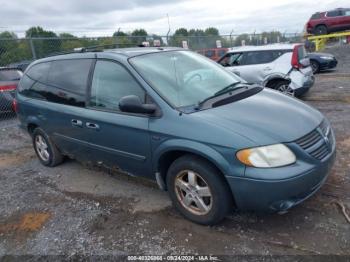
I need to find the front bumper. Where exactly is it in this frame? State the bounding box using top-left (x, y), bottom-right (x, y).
top-left (226, 147), bottom-right (336, 212)
top-left (320, 59), bottom-right (338, 71)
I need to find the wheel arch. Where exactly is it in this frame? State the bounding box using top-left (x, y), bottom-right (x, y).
top-left (26, 116), bottom-right (41, 136)
top-left (153, 140), bottom-right (232, 191)
top-left (315, 23), bottom-right (328, 29)
top-left (314, 24), bottom-right (328, 34)
top-left (263, 74), bottom-right (291, 89)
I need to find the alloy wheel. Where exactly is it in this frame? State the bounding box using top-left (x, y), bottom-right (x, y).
top-left (277, 84), bottom-right (295, 96)
top-left (35, 135), bottom-right (50, 161)
top-left (174, 170), bottom-right (212, 215)
top-left (311, 61), bottom-right (319, 74)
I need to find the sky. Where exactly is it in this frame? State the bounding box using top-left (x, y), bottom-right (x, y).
top-left (0, 0), bottom-right (348, 37)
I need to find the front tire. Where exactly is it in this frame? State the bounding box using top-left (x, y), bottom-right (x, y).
top-left (32, 128), bottom-right (64, 167)
top-left (166, 155), bottom-right (233, 225)
top-left (274, 81), bottom-right (295, 97)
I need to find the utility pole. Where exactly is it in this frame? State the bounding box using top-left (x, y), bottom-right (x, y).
top-left (115, 27), bottom-right (121, 48)
top-left (29, 31), bottom-right (37, 60)
top-left (230, 29), bottom-right (234, 47)
top-left (166, 14), bottom-right (171, 45)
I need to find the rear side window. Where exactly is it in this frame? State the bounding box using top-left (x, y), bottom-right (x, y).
top-left (26, 62), bottom-right (51, 82)
top-left (0, 70), bottom-right (22, 81)
top-left (18, 62), bottom-right (50, 95)
top-left (311, 13), bottom-right (321, 19)
top-left (48, 60), bottom-right (92, 96)
top-left (17, 75), bottom-right (35, 94)
top-left (20, 59), bottom-right (92, 107)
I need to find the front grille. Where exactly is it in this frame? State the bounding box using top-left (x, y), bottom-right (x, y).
top-left (295, 120), bottom-right (334, 160)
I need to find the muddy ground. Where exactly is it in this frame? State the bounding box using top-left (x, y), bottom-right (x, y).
top-left (0, 47), bottom-right (349, 260)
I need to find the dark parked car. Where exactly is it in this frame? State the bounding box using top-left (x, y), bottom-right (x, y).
top-left (0, 68), bottom-right (22, 114)
top-left (308, 52), bottom-right (338, 73)
top-left (16, 48), bottom-right (336, 225)
top-left (8, 60), bottom-right (33, 72)
top-left (306, 8), bottom-right (350, 35)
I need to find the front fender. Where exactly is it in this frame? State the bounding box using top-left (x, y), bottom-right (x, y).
top-left (152, 139), bottom-right (233, 177)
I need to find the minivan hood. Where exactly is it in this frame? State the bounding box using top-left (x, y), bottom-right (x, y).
top-left (195, 89), bottom-right (323, 146)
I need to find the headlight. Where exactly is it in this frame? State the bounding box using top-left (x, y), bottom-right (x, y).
top-left (320, 56), bottom-right (333, 60)
top-left (236, 144), bottom-right (296, 168)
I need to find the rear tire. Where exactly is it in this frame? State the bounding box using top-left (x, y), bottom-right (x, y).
top-left (32, 128), bottom-right (64, 167)
top-left (274, 81), bottom-right (295, 97)
top-left (314, 25), bottom-right (327, 35)
top-left (310, 60), bottom-right (320, 74)
top-left (166, 155), bottom-right (233, 225)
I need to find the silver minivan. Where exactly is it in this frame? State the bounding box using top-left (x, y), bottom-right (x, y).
top-left (218, 44), bottom-right (315, 97)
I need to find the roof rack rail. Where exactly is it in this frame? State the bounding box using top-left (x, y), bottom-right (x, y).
top-left (46, 43), bottom-right (127, 57)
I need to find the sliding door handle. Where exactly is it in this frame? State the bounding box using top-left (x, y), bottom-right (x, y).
top-left (86, 122), bottom-right (100, 130)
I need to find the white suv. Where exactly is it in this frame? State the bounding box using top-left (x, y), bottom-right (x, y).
top-left (218, 44), bottom-right (315, 97)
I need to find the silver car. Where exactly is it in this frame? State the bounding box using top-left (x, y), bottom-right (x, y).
top-left (218, 44), bottom-right (315, 97)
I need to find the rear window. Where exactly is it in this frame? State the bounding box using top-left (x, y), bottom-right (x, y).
top-left (0, 70), bottom-right (22, 81)
top-left (297, 46), bottom-right (307, 60)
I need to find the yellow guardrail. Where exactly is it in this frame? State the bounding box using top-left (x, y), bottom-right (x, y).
top-left (307, 31), bottom-right (350, 51)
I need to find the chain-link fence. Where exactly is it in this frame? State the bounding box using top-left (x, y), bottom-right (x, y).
top-left (0, 33), bottom-right (306, 65)
top-left (0, 31), bottom-right (332, 126)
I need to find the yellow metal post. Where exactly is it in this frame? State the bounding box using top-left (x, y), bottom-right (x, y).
top-left (307, 31), bottom-right (350, 51)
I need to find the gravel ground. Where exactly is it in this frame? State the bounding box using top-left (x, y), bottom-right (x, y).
top-left (0, 46), bottom-right (349, 261)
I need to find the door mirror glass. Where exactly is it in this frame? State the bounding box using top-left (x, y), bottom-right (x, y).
top-left (119, 95), bottom-right (156, 114)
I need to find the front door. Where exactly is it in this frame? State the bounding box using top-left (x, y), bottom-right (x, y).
top-left (83, 59), bottom-right (152, 178)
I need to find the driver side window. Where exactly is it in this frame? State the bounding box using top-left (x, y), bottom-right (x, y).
top-left (220, 53), bottom-right (243, 67)
top-left (90, 60), bottom-right (145, 111)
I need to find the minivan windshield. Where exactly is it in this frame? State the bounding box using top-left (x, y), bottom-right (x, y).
top-left (130, 51), bottom-right (242, 108)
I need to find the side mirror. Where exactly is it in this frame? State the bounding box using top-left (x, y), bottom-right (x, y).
top-left (119, 95), bottom-right (157, 114)
top-left (232, 70), bottom-right (241, 76)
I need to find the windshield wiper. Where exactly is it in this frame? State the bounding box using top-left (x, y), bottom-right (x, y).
top-left (214, 82), bottom-right (242, 96)
top-left (195, 82), bottom-right (243, 110)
